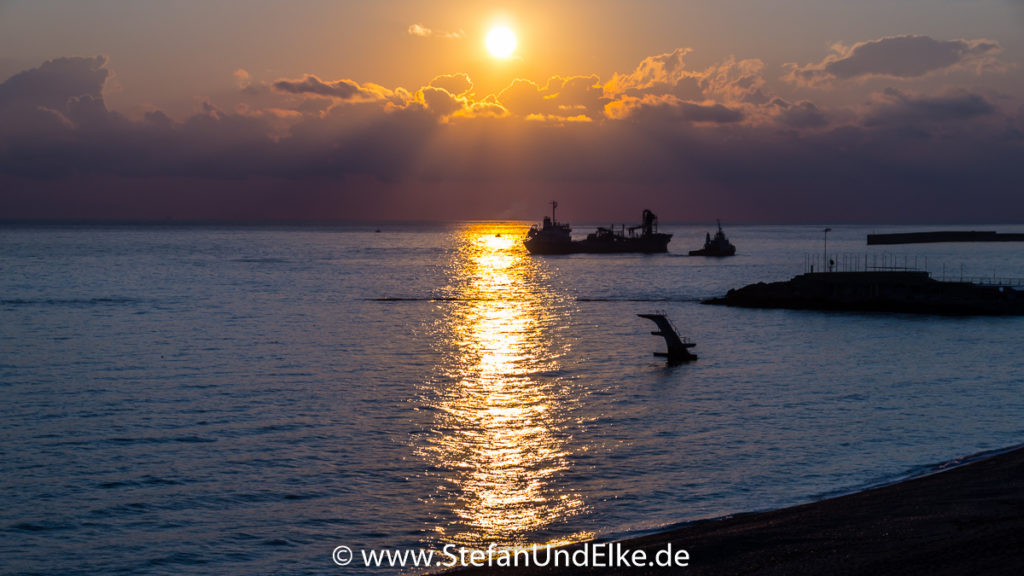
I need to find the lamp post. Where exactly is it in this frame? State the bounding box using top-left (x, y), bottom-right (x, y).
top-left (823, 228), bottom-right (832, 272)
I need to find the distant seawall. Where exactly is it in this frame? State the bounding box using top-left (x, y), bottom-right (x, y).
top-left (867, 231), bottom-right (1024, 245)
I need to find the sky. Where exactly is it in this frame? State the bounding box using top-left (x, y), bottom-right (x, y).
top-left (1, 0), bottom-right (1023, 223)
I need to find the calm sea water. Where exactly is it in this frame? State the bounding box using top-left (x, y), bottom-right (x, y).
top-left (2, 222), bottom-right (1023, 575)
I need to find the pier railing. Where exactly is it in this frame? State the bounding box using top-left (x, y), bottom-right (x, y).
top-left (953, 276), bottom-right (1024, 288)
top-left (803, 253), bottom-right (1024, 288)
top-left (803, 253), bottom-right (929, 275)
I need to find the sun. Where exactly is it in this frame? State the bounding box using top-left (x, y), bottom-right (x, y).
top-left (485, 26), bottom-right (517, 59)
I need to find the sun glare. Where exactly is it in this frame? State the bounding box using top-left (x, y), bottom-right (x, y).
top-left (486, 26), bottom-right (517, 58)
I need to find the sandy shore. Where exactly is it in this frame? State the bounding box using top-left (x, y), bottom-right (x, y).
top-left (446, 445), bottom-right (1024, 575)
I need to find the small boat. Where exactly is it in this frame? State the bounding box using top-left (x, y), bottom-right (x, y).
top-left (524, 202), bottom-right (672, 255)
top-left (689, 220), bottom-right (736, 257)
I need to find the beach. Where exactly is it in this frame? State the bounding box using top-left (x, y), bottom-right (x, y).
top-left (449, 445), bottom-right (1024, 575)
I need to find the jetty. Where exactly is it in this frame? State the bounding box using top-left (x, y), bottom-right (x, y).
top-left (704, 270), bottom-right (1024, 315)
top-left (867, 231), bottom-right (1024, 245)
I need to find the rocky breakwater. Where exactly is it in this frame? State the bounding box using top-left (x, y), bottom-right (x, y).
top-left (703, 271), bottom-right (1024, 315)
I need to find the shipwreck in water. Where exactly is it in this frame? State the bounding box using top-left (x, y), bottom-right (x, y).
top-left (638, 313), bottom-right (698, 364)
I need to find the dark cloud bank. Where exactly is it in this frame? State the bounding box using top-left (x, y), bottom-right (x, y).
top-left (786, 35), bottom-right (1001, 85)
top-left (1, 39), bottom-right (1022, 223)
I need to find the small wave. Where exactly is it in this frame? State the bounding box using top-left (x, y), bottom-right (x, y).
top-left (97, 475), bottom-right (184, 489)
top-left (207, 490), bottom-right (324, 507)
top-left (7, 520), bottom-right (76, 533)
top-left (253, 422), bottom-right (313, 434)
top-left (904, 444), bottom-right (1024, 479)
top-left (105, 435), bottom-right (217, 445)
top-left (233, 257), bottom-right (289, 264)
top-left (370, 295), bottom-right (702, 303)
top-left (369, 296), bottom-right (531, 302)
top-left (812, 443), bottom-right (1024, 503)
top-left (1, 296), bottom-right (142, 307)
top-left (173, 435), bottom-right (218, 444)
top-left (91, 502), bottom-right (153, 517)
top-left (144, 551), bottom-right (209, 568)
top-left (577, 297), bottom-right (702, 303)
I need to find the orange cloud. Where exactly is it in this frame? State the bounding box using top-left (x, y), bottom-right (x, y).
top-left (602, 49), bottom-right (772, 125)
top-left (604, 48), bottom-right (696, 96)
top-left (603, 94), bottom-right (743, 124)
top-left (417, 86), bottom-right (465, 117)
top-left (428, 73), bottom-right (473, 97)
top-left (272, 74), bottom-right (381, 101)
top-left (233, 68), bottom-right (251, 89)
top-left (497, 75), bottom-right (605, 121)
top-left (5, 53), bottom-right (1024, 223)
top-left (407, 24), bottom-right (464, 39)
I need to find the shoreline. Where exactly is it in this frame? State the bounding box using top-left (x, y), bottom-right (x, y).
top-left (445, 444), bottom-right (1024, 575)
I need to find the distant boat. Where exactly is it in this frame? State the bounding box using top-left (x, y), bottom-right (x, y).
top-left (689, 220), bottom-right (736, 257)
top-left (524, 202), bottom-right (672, 255)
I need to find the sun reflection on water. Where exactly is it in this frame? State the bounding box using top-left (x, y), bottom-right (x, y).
top-left (419, 223), bottom-right (590, 548)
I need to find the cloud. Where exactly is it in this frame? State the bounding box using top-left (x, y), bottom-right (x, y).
top-left (604, 48), bottom-right (702, 100)
top-left (0, 55), bottom-right (116, 149)
top-left (604, 49), bottom-right (772, 106)
top-left (602, 49), bottom-right (776, 126)
top-left (0, 55), bottom-right (108, 110)
top-left (407, 24), bottom-right (464, 39)
top-left (464, 96), bottom-right (508, 119)
top-left (547, 75), bottom-right (606, 118)
top-left (272, 74), bottom-right (377, 100)
top-left (417, 86), bottom-right (464, 117)
top-left (863, 88), bottom-right (995, 129)
top-left (495, 75), bottom-right (606, 122)
top-left (233, 68), bottom-right (251, 88)
top-left (701, 57), bottom-right (770, 105)
top-left (0, 55), bottom-right (111, 135)
top-left (1, 50), bottom-right (1022, 223)
top-left (428, 73), bottom-right (473, 96)
top-left (605, 94), bottom-right (744, 124)
top-left (770, 99), bottom-right (829, 129)
top-left (786, 35), bottom-right (1002, 85)
top-left (496, 79), bottom-right (545, 116)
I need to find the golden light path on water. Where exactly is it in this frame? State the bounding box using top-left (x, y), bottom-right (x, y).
top-left (419, 223), bottom-right (591, 550)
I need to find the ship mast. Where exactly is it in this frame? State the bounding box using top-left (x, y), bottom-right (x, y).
top-left (551, 201), bottom-right (558, 223)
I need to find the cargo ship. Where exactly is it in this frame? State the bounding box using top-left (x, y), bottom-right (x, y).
top-left (523, 202), bottom-right (672, 255)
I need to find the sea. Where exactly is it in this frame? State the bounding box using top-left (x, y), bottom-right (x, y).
top-left (2, 222), bottom-right (1023, 575)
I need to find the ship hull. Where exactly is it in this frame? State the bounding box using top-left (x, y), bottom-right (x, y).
top-left (688, 246), bottom-right (735, 257)
top-left (524, 233), bottom-right (671, 255)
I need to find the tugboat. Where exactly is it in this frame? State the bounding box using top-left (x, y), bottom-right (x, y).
top-left (524, 202), bottom-right (672, 254)
top-left (689, 220), bottom-right (736, 257)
